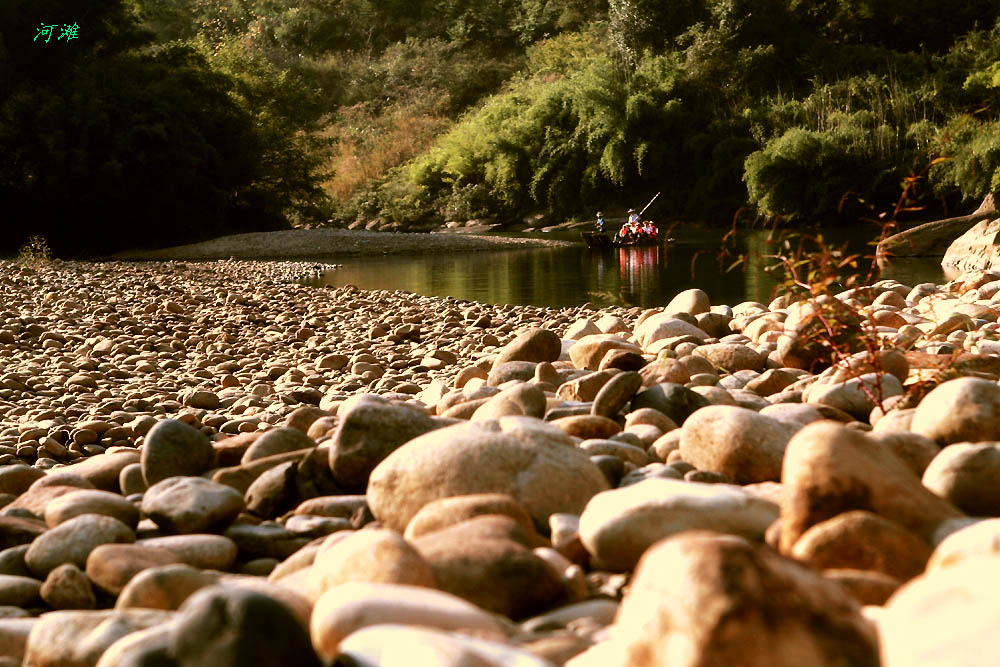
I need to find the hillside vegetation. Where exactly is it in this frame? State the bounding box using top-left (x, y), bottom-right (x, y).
top-left (3, 0), bottom-right (1000, 254)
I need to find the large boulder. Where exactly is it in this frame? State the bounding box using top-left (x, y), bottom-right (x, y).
top-left (486, 361), bottom-right (538, 386)
top-left (910, 377), bottom-right (1000, 446)
top-left (806, 372), bottom-right (904, 421)
top-left (565, 319), bottom-right (602, 340)
top-left (309, 582), bottom-right (506, 662)
top-left (633, 314), bottom-right (709, 349)
top-left (0, 617), bottom-right (36, 665)
top-left (592, 371), bottom-right (643, 418)
top-left (679, 406), bottom-right (798, 484)
top-left (0, 466), bottom-right (44, 496)
top-left (307, 529), bottom-right (436, 602)
top-left (240, 427), bottom-right (315, 464)
top-left (141, 419), bottom-right (217, 486)
top-left (492, 328), bottom-right (562, 366)
top-left (583, 532), bottom-right (879, 667)
top-left (327, 398), bottom-right (441, 490)
top-left (411, 517), bottom-right (565, 619)
top-left (22, 609), bottom-right (174, 667)
top-left (779, 421), bottom-right (964, 553)
top-left (41, 563), bottom-right (96, 610)
top-left (638, 356), bottom-right (691, 387)
top-left (0, 515), bottom-right (47, 551)
top-left (141, 476), bottom-right (245, 535)
top-left (927, 518), bottom-right (1000, 571)
top-left (556, 369), bottom-right (620, 403)
top-left (631, 383), bottom-right (710, 427)
top-left (569, 335), bottom-right (643, 371)
top-left (44, 489), bottom-right (140, 529)
top-left (115, 563), bottom-right (221, 611)
top-left (788, 510), bottom-right (932, 581)
top-left (549, 414), bottom-right (620, 440)
top-left (25, 515), bottom-right (135, 577)
top-left (137, 534), bottom-right (239, 571)
top-left (168, 586), bottom-right (321, 667)
top-left (665, 288), bottom-right (711, 315)
top-left (922, 443), bottom-right (1000, 515)
top-left (872, 431), bottom-right (939, 478)
top-left (0, 574), bottom-right (41, 608)
top-left (85, 544), bottom-right (184, 596)
top-left (578, 478), bottom-right (778, 571)
top-left (472, 383), bottom-right (547, 420)
top-left (403, 493), bottom-right (537, 541)
top-left (940, 193), bottom-right (1000, 271)
top-left (69, 450), bottom-right (142, 492)
top-left (367, 417), bottom-right (609, 532)
top-left (7, 482), bottom-right (95, 519)
top-left (778, 297), bottom-right (863, 371)
top-left (880, 554), bottom-right (1000, 666)
top-left (691, 343), bottom-right (765, 373)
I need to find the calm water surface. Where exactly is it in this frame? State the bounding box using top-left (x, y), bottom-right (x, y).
top-left (299, 228), bottom-right (952, 308)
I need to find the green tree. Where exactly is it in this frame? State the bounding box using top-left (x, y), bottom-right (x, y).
top-left (788, 0), bottom-right (1000, 53)
top-left (744, 123), bottom-right (894, 220)
top-left (930, 116), bottom-right (1000, 206)
top-left (0, 0), bottom-right (325, 256)
top-left (609, 0), bottom-right (705, 60)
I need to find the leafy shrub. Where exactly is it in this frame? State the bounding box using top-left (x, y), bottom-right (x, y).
top-left (965, 62), bottom-right (1000, 91)
top-left (310, 36), bottom-right (519, 213)
top-left (788, 0), bottom-right (1000, 53)
top-left (525, 29), bottom-right (604, 76)
top-left (441, 183), bottom-right (495, 221)
top-left (334, 38), bottom-right (519, 116)
top-left (609, 0), bottom-right (705, 63)
top-left (745, 126), bottom-right (880, 220)
top-left (407, 50), bottom-right (639, 220)
top-left (324, 104), bottom-right (450, 201)
top-left (929, 116), bottom-right (1000, 205)
top-left (16, 236), bottom-right (53, 266)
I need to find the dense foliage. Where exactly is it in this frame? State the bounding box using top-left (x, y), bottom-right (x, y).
top-left (0, 0), bottom-right (329, 255)
top-left (327, 0), bottom-right (1000, 227)
top-left (4, 0), bottom-right (1000, 254)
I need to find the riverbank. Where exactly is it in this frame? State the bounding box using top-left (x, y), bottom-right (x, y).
top-left (110, 228), bottom-right (577, 261)
top-left (2, 258), bottom-right (1000, 665)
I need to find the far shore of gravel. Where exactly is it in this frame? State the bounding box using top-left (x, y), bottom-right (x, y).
top-left (109, 228), bottom-right (577, 261)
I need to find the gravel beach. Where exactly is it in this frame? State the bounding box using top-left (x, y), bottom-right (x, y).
top-left (110, 228), bottom-right (576, 261)
top-left (3, 258), bottom-right (1000, 665)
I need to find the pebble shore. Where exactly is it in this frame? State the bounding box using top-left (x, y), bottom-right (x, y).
top-left (109, 228), bottom-right (576, 261)
top-left (3, 258), bottom-right (1000, 666)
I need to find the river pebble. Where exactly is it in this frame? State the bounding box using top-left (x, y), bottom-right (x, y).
top-left (141, 476), bottom-right (245, 534)
top-left (578, 478), bottom-right (778, 571)
top-left (3, 259), bottom-right (1000, 663)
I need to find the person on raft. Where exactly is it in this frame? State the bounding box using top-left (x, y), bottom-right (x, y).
top-left (615, 208), bottom-right (659, 243)
top-left (616, 219), bottom-right (633, 243)
top-left (614, 209), bottom-right (633, 242)
top-left (595, 212), bottom-right (606, 233)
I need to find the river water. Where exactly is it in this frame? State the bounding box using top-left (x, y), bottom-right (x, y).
top-left (299, 227), bottom-right (953, 308)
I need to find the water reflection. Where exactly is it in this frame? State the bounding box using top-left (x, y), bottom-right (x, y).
top-left (298, 229), bottom-right (950, 308)
top-left (616, 246), bottom-right (661, 304)
top-left (877, 255), bottom-right (962, 286)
